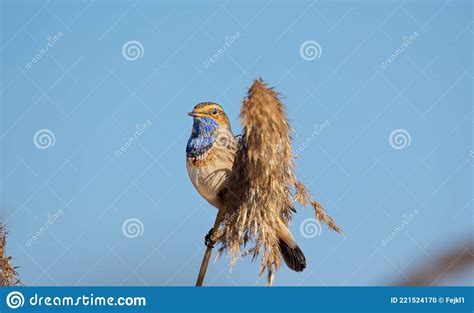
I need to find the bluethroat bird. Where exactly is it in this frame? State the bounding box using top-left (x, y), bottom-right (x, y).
top-left (186, 102), bottom-right (306, 272)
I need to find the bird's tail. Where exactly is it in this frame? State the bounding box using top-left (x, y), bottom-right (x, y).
top-left (278, 221), bottom-right (306, 272)
top-left (277, 218), bottom-right (306, 272)
top-left (279, 238), bottom-right (306, 272)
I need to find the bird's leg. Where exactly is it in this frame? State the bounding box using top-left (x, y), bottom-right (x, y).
top-left (204, 228), bottom-right (215, 248)
top-left (204, 208), bottom-right (225, 248)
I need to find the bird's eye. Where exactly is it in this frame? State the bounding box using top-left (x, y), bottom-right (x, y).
top-left (211, 108), bottom-right (218, 115)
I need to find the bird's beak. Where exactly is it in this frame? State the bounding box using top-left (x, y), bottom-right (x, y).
top-left (188, 111), bottom-right (204, 117)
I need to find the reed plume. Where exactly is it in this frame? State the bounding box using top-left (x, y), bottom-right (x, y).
top-left (217, 79), bottom-right (342, 285)
top-left (0, 222), bottom-right (21, 286)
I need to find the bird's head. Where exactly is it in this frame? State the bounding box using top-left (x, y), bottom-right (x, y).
top-left (188, 102), bottom-right (231, 130)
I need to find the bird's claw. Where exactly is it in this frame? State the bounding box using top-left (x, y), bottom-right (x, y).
top-left (204, 228), bottom-right (215, 248)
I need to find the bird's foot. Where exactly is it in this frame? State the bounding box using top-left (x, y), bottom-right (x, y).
top-left (204, 228), bottom-right (215, 248)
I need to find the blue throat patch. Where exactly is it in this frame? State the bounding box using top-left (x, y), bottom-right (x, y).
top-left (186, 117), bottom-right (219, 158)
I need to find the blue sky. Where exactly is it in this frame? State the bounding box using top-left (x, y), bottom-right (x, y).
top-left (0, 0), bottom-right (472, 286)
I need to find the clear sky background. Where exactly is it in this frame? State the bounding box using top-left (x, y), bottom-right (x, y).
top-left (1, 0), bottom-right (472, 286)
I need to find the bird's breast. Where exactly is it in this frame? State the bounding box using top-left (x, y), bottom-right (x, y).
top-left (186, 145), bottom-right (235, 209)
